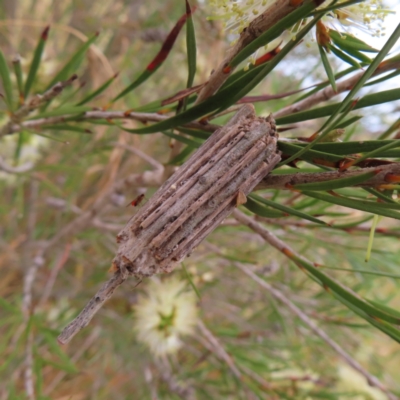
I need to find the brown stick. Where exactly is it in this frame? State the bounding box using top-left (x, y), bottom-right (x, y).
top-left (273, 58), bottom-right (400, 119)
top-left (7, 110), bottom-right (220, 135)
top-left (256, 163), bottom-right (400, 190)
top-left (57, 270), bottom-right (129, 345)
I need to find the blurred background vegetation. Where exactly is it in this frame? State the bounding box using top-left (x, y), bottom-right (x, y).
top-left (1, 0), bottom-right (400, 399)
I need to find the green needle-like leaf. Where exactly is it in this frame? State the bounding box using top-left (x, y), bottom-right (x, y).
top-left (303, 191), bottom-right (400, 220)
top-left (76, 73), bottom-right (118, 106)
top-left (112, 8), bottom-right (191, 103)
top-left (12, 55), bottom-right (24, 104)
top-left (365, 69), bottom-right (400, 87)
top-left (285, 252), bottom-right (400, 325)
top-left (350, 138), bottom-right (400, 166)
top-left (245, 197), bottom-right (287, 218)
top-left (294, 65), bottom-right (359, 103)
top-left (365, 214), bottom-right (379, 262)
top-left (162, 130), bottom-right (201, 148)
top-left (113, 12), bottom-right (326, 135)
top-left (0, 50), bottom-right (14, 110)
top-left (339, 45), bottom-right (372, 63)
top-left (249, 194), bottom-right (327, 225)
top-left (378, 118), bottom-right (400, 140)
top-left (328, 43), bottom-right (361, 69)
top-left (293, 170), bottom-right (377, 191)
top-left (367, 299), bottom-right (400, 319)
top-left (229, 0), bottom-right (320, 69)
top-left (276, 88), bottom-right (400, 125)
top-left (333, 115), bottom-right (362, 129)
top-left (320, 265), bottom-right (400, 279)
top-left (46, 32), bottom-right (99, 91)
top-left (281, 22), bottom-right (400, 165)
top-left (215, 14), bottom-right (326, 113)
top-left (24, 26), bottom-right (50, 98)
top-left (318, 45), bottom-right (337, 92)
top-left (285, 139), bottom-right (400, 156)
top-left (278, 141), bottom-right (343, 164)
top-left (182, 262), bottom-right (201, 300)
top-left (330, 30), bottom-right (379, 53)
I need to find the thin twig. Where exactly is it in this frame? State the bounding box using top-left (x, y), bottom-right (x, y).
top-left (254, 216), bottom-right (400, 238)
top-left (0, 75), bottom-right (78, 137)
top-left (57, 269), bottom-right (130, 345)
top-left (8, 110), bottom-right (220, 135)
top-left (273, 58), bottom-right (400, 119)
top-left (232, 209), bottom-right (398, 400)
top-left (197, 320), bottom-right (242, 379)
top-left (256, 163), bottom-right (400, 190)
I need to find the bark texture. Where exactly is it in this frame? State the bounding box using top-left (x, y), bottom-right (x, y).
top-left (112, 104), bottom-right (281, 278)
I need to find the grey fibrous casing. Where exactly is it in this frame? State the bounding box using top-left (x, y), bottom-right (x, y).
top-left (58, 104), bottom-right (281, 345)
top-left (112, 104), bottom-right (281, 278)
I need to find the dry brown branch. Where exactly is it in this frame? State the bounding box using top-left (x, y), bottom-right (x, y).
top-left (196, 0), bottom-right (304, 103)
top-left (232, 209), bottom-right (398, 400)
top-left (273, 58), bottom-right (400, 119)
top-left (0, 75), bottom-right (78, 137)
top-left (256, 163), bottom-right (400, 190)
top-left (58, 105), bottom-right (281, 344)
top-left (197, 320), bottom-right (242, 379)
top-left (7, 110), bottom-right (220, 135)
top-left (57, 269), bottom-right (130, 345)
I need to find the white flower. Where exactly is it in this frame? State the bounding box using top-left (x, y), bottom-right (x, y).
top-left (207, 0), bottom-right (276, 34)
top-left (207, 0), bottom-right (393, 52)
top-left (323, 0), bottom-right (393, 37)
top-left (133, 277), bottom-right (198, 357)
